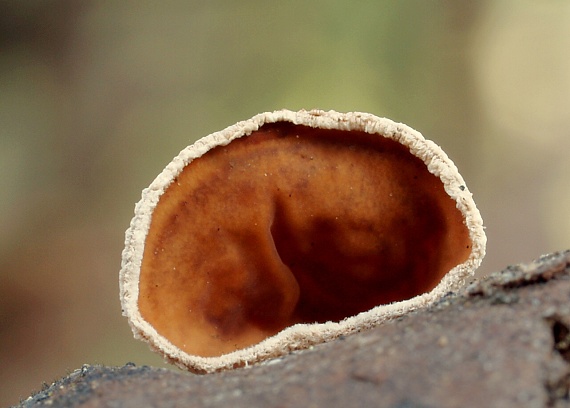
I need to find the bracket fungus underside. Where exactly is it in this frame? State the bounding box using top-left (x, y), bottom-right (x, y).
top-left (120, 109), bottom-right (486, 373)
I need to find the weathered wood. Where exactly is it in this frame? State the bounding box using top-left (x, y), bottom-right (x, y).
top-left (18, 251), bottom-right (570, 408)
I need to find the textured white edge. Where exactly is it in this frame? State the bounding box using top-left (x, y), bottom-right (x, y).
top-left (119, 109), bottom-right (486, 373)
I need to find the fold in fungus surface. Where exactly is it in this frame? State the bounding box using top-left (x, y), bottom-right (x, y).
top-left (138, 122), bottom-right (471, 357)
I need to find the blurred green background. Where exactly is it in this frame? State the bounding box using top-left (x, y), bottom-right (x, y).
top-left (1, 1), bottom-right (570, 405)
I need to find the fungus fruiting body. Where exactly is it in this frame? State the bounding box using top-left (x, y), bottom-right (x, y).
top-left (120, 109), bottom-right (486, 373)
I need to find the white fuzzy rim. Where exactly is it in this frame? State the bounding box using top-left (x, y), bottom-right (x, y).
top-left (120, 109), bottom-right (486, 373)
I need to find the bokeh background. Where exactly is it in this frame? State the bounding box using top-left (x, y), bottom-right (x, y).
top-left (1, 1), bottom-right (569, 405)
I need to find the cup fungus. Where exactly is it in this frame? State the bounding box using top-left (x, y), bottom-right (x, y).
top-left (120, 109), bottom-right (486, 373)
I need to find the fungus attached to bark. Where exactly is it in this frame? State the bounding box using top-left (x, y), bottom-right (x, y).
top-left (120, 109), bottom-right (486, 373)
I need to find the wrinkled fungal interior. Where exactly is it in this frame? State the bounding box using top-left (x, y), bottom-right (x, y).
top-left (138, 123), bottom-right (472, 357)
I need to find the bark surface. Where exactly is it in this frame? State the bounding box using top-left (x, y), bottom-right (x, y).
top-left (18, 251), bottom-right (570, 408)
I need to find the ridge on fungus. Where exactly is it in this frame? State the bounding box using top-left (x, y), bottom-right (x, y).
top-left (120, 109), bottom-right (486, 373)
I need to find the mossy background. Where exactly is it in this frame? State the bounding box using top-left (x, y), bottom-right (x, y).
top-left (1, 1), bottom-right (570, 405)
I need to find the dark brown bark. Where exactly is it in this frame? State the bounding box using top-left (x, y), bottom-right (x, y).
top-left (18, 251), bottom-right (570, 408)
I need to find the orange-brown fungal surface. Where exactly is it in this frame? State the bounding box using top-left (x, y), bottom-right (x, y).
top-left (120, 110), bottom-right (486, 373)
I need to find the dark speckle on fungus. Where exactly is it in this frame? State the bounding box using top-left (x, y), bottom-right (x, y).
top-left (120, 109), bottom-right (486, 373)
